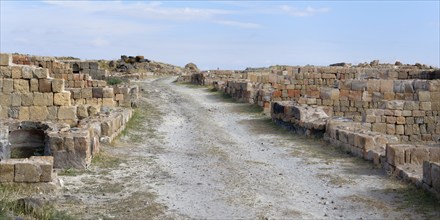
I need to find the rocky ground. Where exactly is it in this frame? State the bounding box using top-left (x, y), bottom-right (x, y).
top-left (47, 77), bottom-right (440, 219)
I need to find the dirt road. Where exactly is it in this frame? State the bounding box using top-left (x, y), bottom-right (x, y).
top-left (55, 77), bottom-right (440, 219)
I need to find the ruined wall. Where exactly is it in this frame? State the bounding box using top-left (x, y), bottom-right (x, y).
top-left (199, 65), bottom-right (440, 142)
top-left (0, 156), bottom-right (54, 183)
top-left (0, 58), bottom-right (78, 126)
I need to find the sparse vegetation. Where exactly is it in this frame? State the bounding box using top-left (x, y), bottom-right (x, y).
top-left (106, 77), bottom-right (123, 85)
top-left (92, 151), bottom-right (122, 169)
top-left (0, 184), bottom-right (73, 220)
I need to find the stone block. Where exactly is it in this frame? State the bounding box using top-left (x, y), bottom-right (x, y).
top-left (380, 80), bottom-right (394, 93)
top-left (47, 106), bottom-right (58, 120)
top-left (58, 106), bottom-right (77, 120)
top-left (410, 148), bottom-right (429, 165)
top-left (3, 78), bottom-right (13, 93)
top-left (77, 105), bottom-right (89, 119)
top-left (115, 94), bottom-right (124, 101)
top-left (38, 79), bottom-right (52, 92)
top-left (404, 101), bottom-right (419, 110)
top-left (387, 124), bottom-right (395, 135)
top-left (372, 123), bottom-right (387, 133)
top-left (33, 92), bottom-right (45, 106)
top-left (20, 93), bottom-right (33, 106)
top-left (81, 88), bottom-right (93, 99)
top-left (88, 105), bottom-right (100, 116)
top-left (52, 79), bottom-right (64, 92)
top-left (431, 162), bottom-right (440, 190)
top-left (396, 125), bottom-right (404, 135)
top-left (44, 93), bottom-right (54, 106)
top-left (423, 161), bottom-right (432, 186)
top-left (92, 87), bottom-right (103, 98)
top-left (418, 91), bottom-right (431, 102)
top-left (351, 80), bottom-right (367, 91)
top-left (420, 102), bottom-right (431, 111)
top-left (14, 79), bottom-right (29, 93)
top-left (102, 88), bottom-right (114, 98)
top-left (11, 93), bottom-right (21, 107)
top-left (11, 66), bottom-right (22, 79)
top-left (33, 68), bottom-right (49, 79)
top-left (21, 66), bottom-right (33, 79)
top-left (18, 106), bottom-right (29, 120)
top-left (0, 161), bottom-right (14, 182)
top-left (54, 92), bottom-right (71, 106)
top-left (396, 116), bottom-right (405, 124)
top-left (30, 156), bottom-right (53, 182)
top-left (0, 94), bottom-right (11, 107)
top-left (386, 144), bottom-right (406, 166)
top-left (367, 80), bottom-right (381, 92)
top-left (30, 79), bottom-right (39, 92)
top-left (14, 161), bottom-right (42, 183)
top-left (29, 106), bottom-right (49, 121)
top-left (386, 116), bottom-right (396, 124)
top-left (429, 148), bottom-right (440, 162)
top-left (0, 53), bottom-right (12, 66)
top-left (102, 98), bottom-right (115, 107)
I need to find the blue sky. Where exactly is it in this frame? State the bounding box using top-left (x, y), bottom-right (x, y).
top-left (1, 1), bottom-right (439, 70)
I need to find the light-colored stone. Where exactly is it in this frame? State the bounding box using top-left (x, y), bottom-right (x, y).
top-left (30, 79), bottom-right (39, 92)
top-left (52, 79), bottom-right (64, 92)
top-left (3, 78), bottom-right (13, 93)
top-left (58, 106), bottom-right (77, 120)
top-left (14, 79), bottom-right (29, 93)
top-left (11, 66), bottom-right (22, 79)
top-left (18, 106), bottom-right (30, 120)
top-left (14, 161), bottom-right (42, 183)
top-left (11, 93), bottom-right (21, 107)
top-left (29, 106), bottom-right (49, 121)
top-left (33, 68), bottom-right (49, 79)
top-left (21, 66), bottom-right (33, 79)
top-left (33, 92), bottom-right (45, 106)
top-left (0, 53), bottom-right (12, 66)
top-left (0, 161), bottom-right (14, 182)
top-left (21, 93), bottom-right (33, 106)
top-left (54, 92), bottom-right (71, 106)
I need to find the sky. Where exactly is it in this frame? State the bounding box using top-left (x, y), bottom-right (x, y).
top-left (0, 1), bottom-right (439, 70)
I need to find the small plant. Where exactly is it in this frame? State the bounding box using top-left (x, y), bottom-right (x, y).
top-left (106, 77), bottom-right (123, 85)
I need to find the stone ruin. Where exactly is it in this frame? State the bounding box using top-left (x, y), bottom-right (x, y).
top-left (0, 53), bottom-right (138, 183)
top-left (185, 61), bottom-right (440, 198)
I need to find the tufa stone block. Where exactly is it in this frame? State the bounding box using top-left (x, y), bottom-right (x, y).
top-left (14, 79), bottom-right (29, 93)
top-left (29, 106), bottom-right (49, 121)
top-left (14, 161), bottom-right (42, 183)
top-left (0, 161), bottom-right (15, 182)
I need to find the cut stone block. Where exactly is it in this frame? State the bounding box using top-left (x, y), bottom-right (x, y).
top-left (52, 79), bottom-right (64, 93)
top-left (0, 161), bottom-right (14, 182)
top-left (29, 106), bottom-right (49, 121)
top-left (54, 92), bottom-right (71, 106)
top-left (14, 161), bottom-right (42, 183)
top-left (14, 79), bottom-right (29, 93)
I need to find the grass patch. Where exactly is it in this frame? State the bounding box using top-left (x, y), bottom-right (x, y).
top-left (106, 77), bottom-right (123, 85)
top-left (232, 104), bottom-right (264, 114)
top-left (385, 185), bottom-right (440, 218)
top-left (92, 151), bottom-right (122, 169)
top-left (0, 184), bottom-right (73, 220)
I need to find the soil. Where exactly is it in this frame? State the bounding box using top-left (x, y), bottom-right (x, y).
top-left (50, 77), bottom-right (440, 219)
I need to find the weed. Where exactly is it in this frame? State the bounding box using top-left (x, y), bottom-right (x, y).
top-left (106, 77), bottom-right (123, 85)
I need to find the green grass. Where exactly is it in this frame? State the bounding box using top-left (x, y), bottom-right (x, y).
top-left (106, 77), bottom-right (123, 85)
top-left (387, 185), bottom-right (440, 218)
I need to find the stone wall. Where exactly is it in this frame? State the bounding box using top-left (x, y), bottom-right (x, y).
top-left (0, 156), bottom-right (54, 183)
top-left (196, 65), bottom-right (440, 142)
top-left (0, 57), bottom-right (78, 126)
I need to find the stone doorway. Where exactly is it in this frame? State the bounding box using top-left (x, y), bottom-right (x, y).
top-left (72, 63), bottom-right (80, 73)
top-left (8, 122), bottom-right (49, 158)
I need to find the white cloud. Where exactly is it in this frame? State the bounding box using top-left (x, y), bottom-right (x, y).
top-left (280, 5), bottom-right (330, 17)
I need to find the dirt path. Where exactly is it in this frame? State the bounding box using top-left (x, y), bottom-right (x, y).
top-left (54, 77), bottom-right (439, 219)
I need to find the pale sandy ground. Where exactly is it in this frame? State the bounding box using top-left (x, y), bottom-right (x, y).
top-left (52, 77), bottom-right (440, 219)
